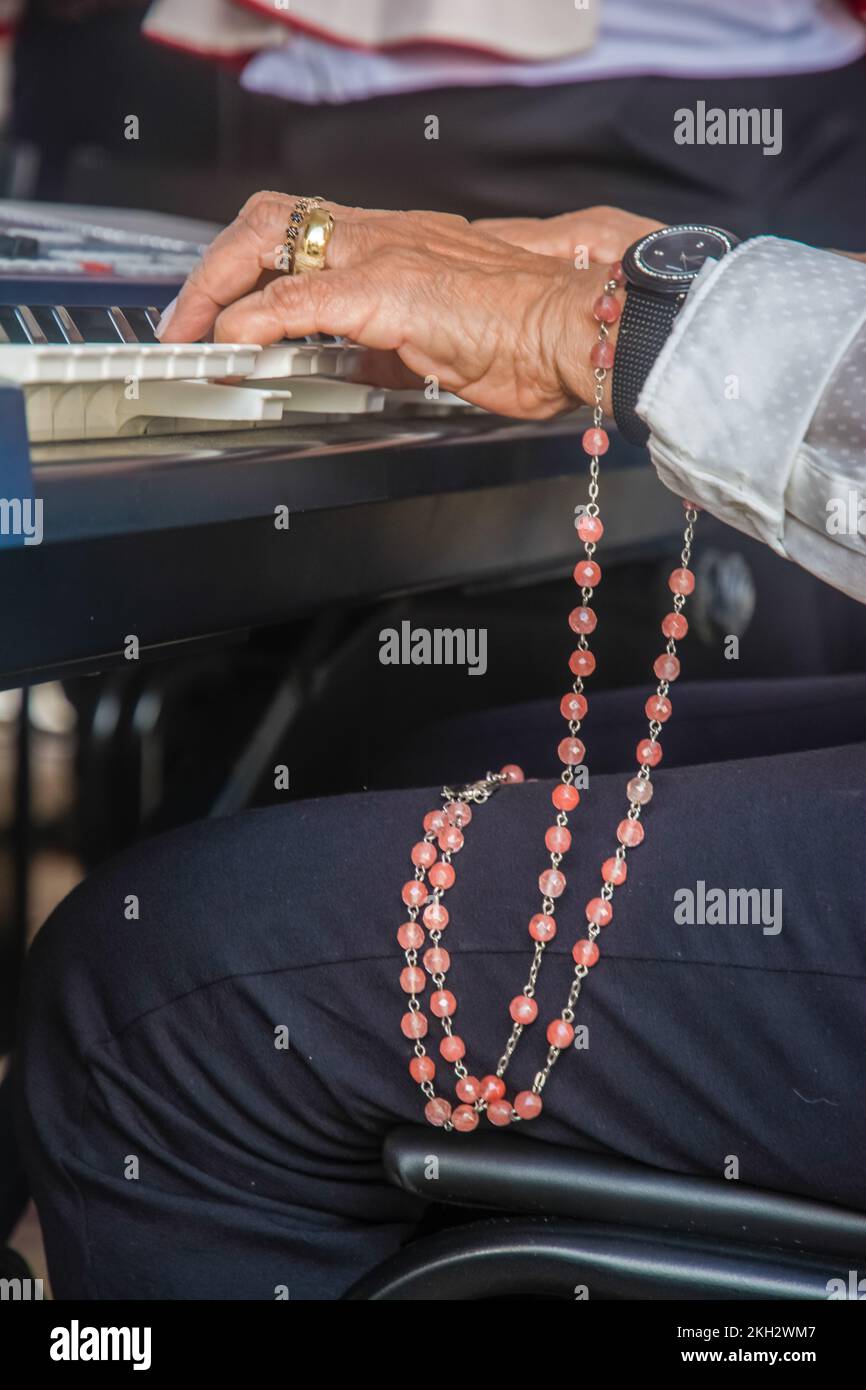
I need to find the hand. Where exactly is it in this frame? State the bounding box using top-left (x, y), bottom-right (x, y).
top-left (473, 205), bottom-right (662, 264)
top-left (158, 192), bottom-right (619, 419)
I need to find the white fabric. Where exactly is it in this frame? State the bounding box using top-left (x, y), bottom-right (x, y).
top-left (240, 1), bottom-right (866, 105)
top-left (243, 0), bottom-right (597, 60)
top-left (142, 0), bottom-right (595, 62)
top-left (639, 238), bottom-right (866, 604)
top-left (143, 0), bottom-right (287, 57)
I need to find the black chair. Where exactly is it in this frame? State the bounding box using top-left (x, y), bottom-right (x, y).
top-left (346, 1127), bottom-right (866, 1300)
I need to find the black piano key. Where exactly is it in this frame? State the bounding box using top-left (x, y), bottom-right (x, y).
top-left (0, 305), bottom-right (47, 344)
top-left (107, 307), bottom-right (136, 343)
top-left (52, 306), bottom-right (84, 343)
top-left (122, 306), bottom-right (159, 343)
top-left (29, 306), bottom-right (68, 344)
top-left (0, 305), bottom-right (29, 343)
top-left (0, 303), bottom-right (174, 346)
top-left (67, 305), bottom-right (126, 342)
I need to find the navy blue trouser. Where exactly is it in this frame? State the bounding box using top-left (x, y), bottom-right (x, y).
top-left (14, 676), bottom-right (866, 1300)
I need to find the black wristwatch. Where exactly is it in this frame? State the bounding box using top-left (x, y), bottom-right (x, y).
top-left (612, 224), bottom-right (739, 446)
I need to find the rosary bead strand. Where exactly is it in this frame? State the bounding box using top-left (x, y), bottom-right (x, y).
top-left (397, 264), bottom-right (700, 1130)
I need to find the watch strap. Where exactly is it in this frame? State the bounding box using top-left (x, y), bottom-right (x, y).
top-left (612, 289), bottom-right (681, 446)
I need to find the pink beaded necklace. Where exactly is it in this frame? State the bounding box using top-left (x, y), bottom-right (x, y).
top-left (396, 263), bottom-right (699, 1132)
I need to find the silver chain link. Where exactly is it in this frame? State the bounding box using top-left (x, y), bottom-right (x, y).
top-left (397, 286), bottom-right (699, 1131)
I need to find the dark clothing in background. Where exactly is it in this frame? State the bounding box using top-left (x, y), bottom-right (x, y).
top-left (271, 60), bottom-right (866, 247)
top-left (10, 12), bottom-right (866, 247)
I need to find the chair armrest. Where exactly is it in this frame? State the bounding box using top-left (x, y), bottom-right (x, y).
top-left (384, 1126), bottom-right (866, 1258)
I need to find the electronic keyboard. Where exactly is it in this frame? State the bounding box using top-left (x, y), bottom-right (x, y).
top-left (1, 312), bottom-right (474, 446)
top-left (0, 206), bottom-right (475, 449)
top-left (0, 204), bottom-right (679, 691)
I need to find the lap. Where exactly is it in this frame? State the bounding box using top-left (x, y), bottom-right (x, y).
top-left (15, 682), bottom-right (866, 1298)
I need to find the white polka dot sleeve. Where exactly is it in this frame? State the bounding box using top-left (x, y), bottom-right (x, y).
top-left (637, 237), bottom-right (866, 605)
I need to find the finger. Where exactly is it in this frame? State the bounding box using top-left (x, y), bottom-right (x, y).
top-left (213, 265), bottom-right (402, 351)
top-left (473, 215), bottom-right (585, 261)
top-left (570, 208), bottom-right (663, 262)
top-left (473, 217), bottom-right (540, 243)
top-left (158, 194), bottom-right (398, 344)
top-left (160, 201), bottom-right (465, 344)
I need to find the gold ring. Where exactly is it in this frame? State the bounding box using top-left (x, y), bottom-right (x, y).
top-left (282, 196), bottom-right (323, 274)
top-left (293, 207), bottom-right (335, 275)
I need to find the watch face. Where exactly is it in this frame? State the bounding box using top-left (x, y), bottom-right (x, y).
top-left (624, 225), bottom-right (738, 292)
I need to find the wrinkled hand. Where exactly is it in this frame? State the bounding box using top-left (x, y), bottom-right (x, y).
top-left (474, 205), bottom-right (662, 264)
top-left (158, 192), bottom-right (617, 419)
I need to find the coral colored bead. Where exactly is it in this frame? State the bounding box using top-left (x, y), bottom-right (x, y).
top-left (423, 810), bottom-right (447, 834)
top-left (560, 691), bottom-right (588, 722)
top-left (486, 1098), bottom-right (513, 1127)
top-left (438, 825), bottom-right (464, 853)
top-left (430, 989), bottom-right (456, 1018)
top-left (423, 946), bottom-right (450, 975)
top-left (586, 897), bottom-right (613, 926)
top-left (545, 824), bottom-right (572, 854)
top-left (682, 498), bottom-right (702, 512)
top-left (669, 567), bottom-right (695, 596)
top-left (573, 939), bottom-right (600, 968)
top-left (424, 1097), bottom-right (451, 1127)
top-left (456, 1075), bottom-right (483, 1104)
top-left (627, 776), bottom-right (653, 804)
top-left (576, 511), bottom-right (605, 542)
top-left (589, 339), bottom-right (615, 369)
top-left (397, 921), bottom-right (424, 950)
top-left (592, 293), bottom-right (621, 323)
top-left (409, 1055), bottom-right (435, 1084)
top-left (411, 840), bottom-right (437, 868)
top-left (617, 817), bottom-right (645, 847)
top-left (510, 995), bottom-right (538, 1025)
top-left (662, 611), bottom-right (688, 640)
top-left (500, 763), bottom-right (525, 783)
top-left (602, 856), bottom-right (627, 885)
top-left (539, 868), bottom-right (566, 898)
top-left (646, 694), bottom-right (672, 723)
top-left (609, 260), bottom-right (626, 285)
top-left (400, 966), bottom-right (425, 994)
top-left (569, 649), bottom-right (597, 678)
top-left (452, 1104), bottom-right (479, 1132)
top-left (558, 736), bottom-right (586, 766)
top-left (423, 901), bottom-right (449, 931)
top-left (445, 800), bottom-right (472, 827)
top-left (653, 653), bottom-right (681, 683)
top-left (401, 880), bottom-right (426, 908)
top-left (401, 1011), bottom-right (427, 1039)
top-left (480, 1075), bottom-right (506, 1102)
top-left (440, 1035), bottom-right (465, 1061)
top-left (637, 738), bottom-right (663, 767)
top-left (547, 1019), bottom-right (575, 1049)
top-left (573, 559), bottom-right (601, 588)
top-left (582, 427), bottom-right (609, 456)
top-left (552, 783), bottom-right (580, 811)
top-left (514, 1090), bottom-right (543, 1121)
top-left (569, 605), bottom-right (597, 636)
top-left (529, 912), bottom-right (557, 942)
top-left (429, 861), bottom-right (455, 890)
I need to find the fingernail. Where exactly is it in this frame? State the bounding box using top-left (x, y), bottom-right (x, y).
top-left (154, 296), bottom-right (178, 339)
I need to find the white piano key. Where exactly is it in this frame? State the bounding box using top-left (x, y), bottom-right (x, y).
top-left (247, 341), bottom-right (367, 381)
top-left (129, 381), bottom-right (293, 424)
top-left (5, 334), bottom-right (474, 444)
top-left (269, 378), bottom-right (384, 414)
top-left (26, 379), bottom-right (295, 442)
top-left (0, 341), bottom-right (261, 384)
